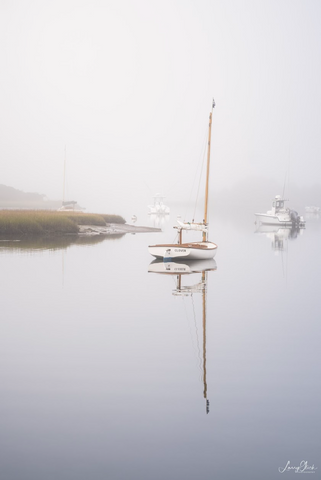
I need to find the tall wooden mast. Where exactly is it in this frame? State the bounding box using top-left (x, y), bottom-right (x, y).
top-left (203, 99), bottom-right (215, 242)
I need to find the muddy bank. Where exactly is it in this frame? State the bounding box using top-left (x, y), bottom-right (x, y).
top-left (78, 223), bottom-right (162, 236)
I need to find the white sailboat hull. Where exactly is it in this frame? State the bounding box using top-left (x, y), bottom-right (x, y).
top-left (148, 242), bottom-right (217, 260)
top-left (255, 213), bottom-right (292, 226)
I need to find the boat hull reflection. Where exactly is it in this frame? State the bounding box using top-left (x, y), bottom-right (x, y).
top-left (148, 258), bottom-right (217, 274)
top-left (148, 257), bottom-right (216, 413)
top-left (255, 224), bottom-right (303, 251)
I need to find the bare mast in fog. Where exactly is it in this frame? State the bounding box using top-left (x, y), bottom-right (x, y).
top-left (62, 145), bottom-right (66, 206)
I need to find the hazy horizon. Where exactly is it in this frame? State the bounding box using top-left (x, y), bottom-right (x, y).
top-left (1, 0), bottom-right (321, 217)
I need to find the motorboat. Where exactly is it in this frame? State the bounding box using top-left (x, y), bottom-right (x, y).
top-left (255, 195), bottom-right (305, 227)
top-left (148, 194), bottom-right (170, 215)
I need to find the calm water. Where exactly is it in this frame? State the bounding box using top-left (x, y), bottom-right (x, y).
top-left (1, 211), bottom-right (320, 480)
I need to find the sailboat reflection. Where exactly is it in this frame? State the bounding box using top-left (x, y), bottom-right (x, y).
top-left (149, 258), bottom-right (217, 413)
top-left (255, 224), bottom-right (303, 251)
top-left (148, 258), bottom-right (217, 274)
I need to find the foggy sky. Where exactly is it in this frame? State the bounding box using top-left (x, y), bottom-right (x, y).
top-left (1, 0), bottom-right (321, 216)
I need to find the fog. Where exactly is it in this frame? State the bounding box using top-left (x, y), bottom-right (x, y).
top-left (1, 0), bottom-right (321, 218)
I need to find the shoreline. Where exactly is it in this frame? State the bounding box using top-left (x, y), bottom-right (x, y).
top-left (0, 210), bottom-right (162, 237)
top-left (78, 223), bottom-right (162, 236)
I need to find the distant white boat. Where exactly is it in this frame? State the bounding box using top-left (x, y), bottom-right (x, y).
top-left (58, 201), bottom-right (84, 212)
top-left (255, 195), bottom-right (305, 227)
top-left (305, 206), bottom-right (320, 214)
top-left (57, 147), bottom-right (85, 212)
top-left (148, 194), bottom-right (170, 215)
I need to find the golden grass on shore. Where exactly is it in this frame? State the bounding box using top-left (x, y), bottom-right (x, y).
top-left (0, 210), bottom-right (126, 236)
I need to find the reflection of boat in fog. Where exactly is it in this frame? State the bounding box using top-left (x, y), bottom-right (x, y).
top-left (305, 206), bottom-right (320, 214)
top-left (148, 194), bottom-right (170, 215)
top-left (305, 212), bottom-right (320, 220)
top-left (148, 258), bottom-right (217, 274)
top-left (149, 213), bottom-right (170, 228)
top-left (255, 224), bottom-right (303, 251)
top-left (255, 195), bottom-right (305, 227)
top-left (149, 258), bottom-right (216, 413)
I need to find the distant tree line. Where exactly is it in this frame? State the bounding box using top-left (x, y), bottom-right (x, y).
top-left (0, 184), bottom-right (60, 209)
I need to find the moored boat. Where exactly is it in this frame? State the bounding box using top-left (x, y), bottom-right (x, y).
top-left (148, 194), bottom-right (170, 215)
top-left (148, 100), bottom-right (218, 260)
top-left (305, 206), bottom-right (320, 214)
top-left (255, 195), bottom-right (305, 227)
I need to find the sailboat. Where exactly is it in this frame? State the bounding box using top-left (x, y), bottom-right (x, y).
top-left (58, 146), bottom-right (83, 212)
top-left (148, 258), bottom-right (216, 413)
top-left (148, 101), bottom-right (218, 260)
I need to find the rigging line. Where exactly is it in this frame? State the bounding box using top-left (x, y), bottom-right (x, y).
top-left (193, 132), bottom-right (207, 221)
top-left (171, 229), bottom-right (179, 244)
top-left (282, 154), bottom-right (291, 199)
top-left (181, 294), bottom-right (195, 355)
top-left (285, 236), bottom-right (289, 286)
top-left (170, 273), bottom-right (178, 289)
top-left (142, 179), bottom-right (155, 195)
top-left (62, 145), bottom-right (66, 204)
top-left (183, 127), bottom-right (208, 221)
top-left (285, 145), bottom-right (292, 198)
top-left (180, 292), bottom-right (202, 374)
top-left (281, 248), bottom-right (285, 279)
top-left (186, 128), bottom-right (207, 221)
top-left (191, 293), bottom-right (202, 373)
top-left (282, 171), bottom-right (288, 198)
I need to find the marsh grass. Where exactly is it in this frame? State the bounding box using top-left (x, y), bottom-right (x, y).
top-left (0, 210), bottom-right (125, 236)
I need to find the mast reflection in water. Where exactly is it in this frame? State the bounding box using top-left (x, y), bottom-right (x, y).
top-left (148, 258), bottom-right (217, 414)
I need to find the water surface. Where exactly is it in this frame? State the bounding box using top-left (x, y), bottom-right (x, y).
top-left (1, 212), bottom-right (320, 480)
